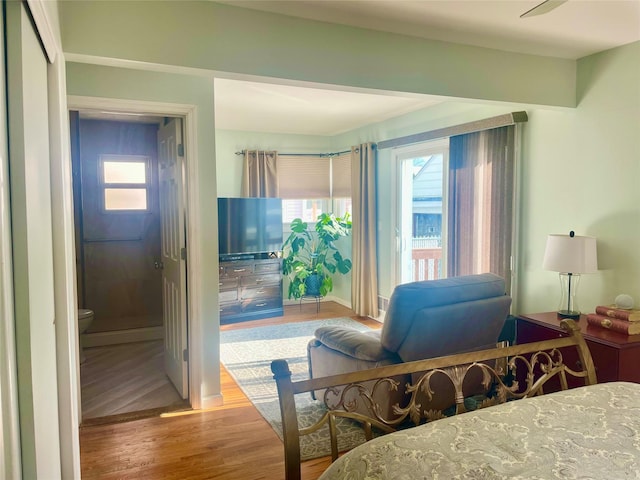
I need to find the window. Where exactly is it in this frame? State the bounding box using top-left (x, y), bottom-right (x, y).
top-left (282, 198), bottom-right (328, 223)
top-left (281, 198), bottom-right (351, 224)
top-left (392, 126), bottom-right (517, 293)
top-left (395, 141), bottom-right (447, 285)
top-left (278, 153), bottom-right (351, 226)
top-left (100, 155), bottom-right (150, 211)
top-left (332, 197), bottom-right (352, 218)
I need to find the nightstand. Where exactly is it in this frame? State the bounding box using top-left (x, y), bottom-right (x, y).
top-left (517, 312), bottom-right (640, 385)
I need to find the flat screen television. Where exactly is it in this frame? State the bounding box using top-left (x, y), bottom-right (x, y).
top-left (217, 197), bottom-right (283, 257)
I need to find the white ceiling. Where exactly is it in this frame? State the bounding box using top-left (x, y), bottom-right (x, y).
top-left (214, 78), bottom-right (444, 136)
top-left (219, 0), bottom-right (640, 60)
top-left (214, 0), bottom-right (640, 136)
top-left (80, 1), bottom-right (639, 136)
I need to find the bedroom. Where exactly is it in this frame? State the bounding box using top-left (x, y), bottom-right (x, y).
top-left (1, 0), bottom-right (639, 478)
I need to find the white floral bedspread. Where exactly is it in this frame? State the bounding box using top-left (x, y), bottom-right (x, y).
top-left (319, 382), bottom-right (640, 479)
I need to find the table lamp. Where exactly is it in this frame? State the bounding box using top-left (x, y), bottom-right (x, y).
top-left (542, 231), bottom-right (598, 319)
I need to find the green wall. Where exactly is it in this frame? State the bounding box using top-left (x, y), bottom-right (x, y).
top-left (215, 129), bottom-right (332, 197)
top-left (216, 103), bottom-right (525, 308)
top-left (61, 0), bottom-right (639, 402)
top-left (333, 102), bottom-right (520, 300)
top-left (332, 39), bottom-right (640, 315)
top-left (517, 41), bottom-right (640, 314)
top-left (215, 39), bottom-right (640, 315)
top-left (66, 62), bottom-right (221, 402)
top-left (215, 129), bottom-right (353, 303)
top-left (59, 1), bottom-right (576, 107)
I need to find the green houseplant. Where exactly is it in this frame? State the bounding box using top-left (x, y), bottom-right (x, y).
top-left (282, 213), bottom-right (352, 299)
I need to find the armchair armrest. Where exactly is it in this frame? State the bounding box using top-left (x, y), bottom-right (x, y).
top-left (314, 326), bottom-right (396, 362)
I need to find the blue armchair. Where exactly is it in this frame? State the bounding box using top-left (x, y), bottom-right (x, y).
top-left (307, 273), bottom-right (512, 417)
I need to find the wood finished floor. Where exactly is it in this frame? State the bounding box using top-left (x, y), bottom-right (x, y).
top-left (81, 339), bottom-right (187, 420)
top-left (80, 302), bottom-right (381, 479)
top-left (87, 314), bottom-right (163, 333)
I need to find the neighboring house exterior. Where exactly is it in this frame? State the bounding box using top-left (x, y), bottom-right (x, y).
top-left (1, 1), bottom-right (638, 478)
top-left (412, 155), bottom-right (443, 239)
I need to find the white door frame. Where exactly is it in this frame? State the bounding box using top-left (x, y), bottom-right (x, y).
top-left (66, 96), bottom-right (203, 410)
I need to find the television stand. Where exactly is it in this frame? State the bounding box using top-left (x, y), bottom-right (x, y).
top-left (219, 254), bottom-right (283, 324)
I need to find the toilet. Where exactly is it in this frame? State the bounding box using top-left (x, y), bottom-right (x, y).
top-left (78, 308), bottom-right (94, 364)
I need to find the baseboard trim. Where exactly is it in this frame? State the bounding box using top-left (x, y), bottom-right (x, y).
top-left (83, 326), bottom-right (164, 347)
top-left (80, 401), bottom-right (191, 427)
top-left (373, 309), bottom-right (386, 323)
top-left (201, 393), bottom-right (224, 409)
top-left (325, 295), bottom-right (352, 309)
top-left (282, 295), bottom-right (352, 308)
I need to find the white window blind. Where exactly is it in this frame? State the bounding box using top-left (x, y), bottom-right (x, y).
top-left (277, 155), bottom-right (330, 198)
top-left (331, 153), bottom-right (352, 197)
top-left (277, 153), bottom-right (352, 199)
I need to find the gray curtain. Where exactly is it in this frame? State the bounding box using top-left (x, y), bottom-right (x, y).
top-left (241, 150), bottom-right (278, 197)
top-left (351, 143), bottom-right (379, 317)
top-left (447, 126), bottom-right (515, 293)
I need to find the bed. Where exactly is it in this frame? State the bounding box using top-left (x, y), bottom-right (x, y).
top-left (319, 381), bottom-right (640, 479)
top-left (271, 318), bottom-right (613, 480)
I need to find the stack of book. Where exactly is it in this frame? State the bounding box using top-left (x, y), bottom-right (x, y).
top-left (586, 305), bottom-right (640, 335)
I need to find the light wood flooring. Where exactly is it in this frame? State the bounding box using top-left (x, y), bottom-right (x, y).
top-left (80, 301), bottom-right (381, 479)
top-left (87, 314), bottom-right (163, 333)
top-left (81, 339), bottom-right (188, 421)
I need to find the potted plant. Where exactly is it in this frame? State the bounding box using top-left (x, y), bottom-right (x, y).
top-left (282, 213), bottom-right (352, 299)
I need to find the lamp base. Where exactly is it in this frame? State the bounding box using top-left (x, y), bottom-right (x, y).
top-left (557, 310), bottom-right (580, 320)
top-left (556, 272), bottom-right (582, 321)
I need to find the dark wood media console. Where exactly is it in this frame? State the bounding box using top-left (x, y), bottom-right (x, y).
top-left (218, 254), bottom-right (283, 324)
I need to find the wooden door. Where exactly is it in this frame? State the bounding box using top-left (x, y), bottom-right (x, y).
top-left (79, 120), bottom-right (162, 333)
top-left (158, 118), bottom-right (188, 398)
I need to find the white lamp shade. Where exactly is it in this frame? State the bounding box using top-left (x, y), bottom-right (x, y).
top-left (542, 234), bottom-right (598, 274)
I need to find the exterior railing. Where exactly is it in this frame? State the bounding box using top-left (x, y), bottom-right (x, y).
top-left (412, 236), bottom-right (441, 249)
top-left (412, 247), bottom-right (442, 281)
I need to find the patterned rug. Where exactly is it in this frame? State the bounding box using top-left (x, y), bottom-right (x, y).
top-left (220, 318), bottom-right (372, 461)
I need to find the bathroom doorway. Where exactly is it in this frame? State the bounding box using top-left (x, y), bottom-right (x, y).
top-left (70, 111), bottom-right (190, 421)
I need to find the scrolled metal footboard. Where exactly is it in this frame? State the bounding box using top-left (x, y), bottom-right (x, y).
top-left (271, 319), bottom-right (596, 480)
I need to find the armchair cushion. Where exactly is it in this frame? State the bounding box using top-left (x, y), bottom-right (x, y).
top-left (307, 273), bottom-right (512, 418)
top-left (381, 273), bottom-right (509, 354)
top-left (313, 327), bottom-right (395, 362)
top-left (392, 295), bottom-right (511, 362)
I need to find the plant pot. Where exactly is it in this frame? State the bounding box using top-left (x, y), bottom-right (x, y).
top-left (305, 273), bottom-right (323, 297)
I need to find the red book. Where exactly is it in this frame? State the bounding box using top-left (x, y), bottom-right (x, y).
top-left (594, 305), bottom-right (640, 322)
top-left (586, 313), bottom-right (640, 335)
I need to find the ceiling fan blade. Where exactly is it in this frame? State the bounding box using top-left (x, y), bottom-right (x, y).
top-left (520, 0), bottom-right (568, 18)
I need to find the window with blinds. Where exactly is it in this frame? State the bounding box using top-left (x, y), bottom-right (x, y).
top-left (278, 153), bottom-right (352, 224)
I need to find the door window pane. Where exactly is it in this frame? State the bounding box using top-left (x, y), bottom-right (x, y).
top-left (101, 155), bottom-right (150, 212)
top-left (103, 161), bottom-right (146, 184)
top-left (104, 188), bottom-right (147, 211)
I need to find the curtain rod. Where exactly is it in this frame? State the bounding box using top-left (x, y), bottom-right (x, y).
top-left (377, 111), bottom-right (528, 150)
top-left (235, 149), bottom-right (354, 157)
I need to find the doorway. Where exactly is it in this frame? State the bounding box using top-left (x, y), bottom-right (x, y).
top-left (70, 111), bottom-right (190, 421)
top-left (394, 139), bottom-right (449, 287)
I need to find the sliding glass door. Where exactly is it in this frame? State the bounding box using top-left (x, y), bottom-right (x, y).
top-left (394, 140), bottom-right (448, 286)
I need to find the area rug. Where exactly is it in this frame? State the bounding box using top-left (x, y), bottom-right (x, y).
top-left (220, 318), bottom-right (373, 461)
